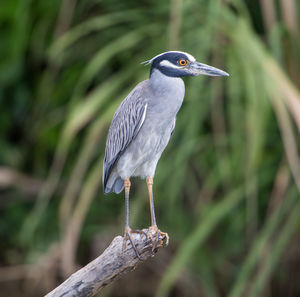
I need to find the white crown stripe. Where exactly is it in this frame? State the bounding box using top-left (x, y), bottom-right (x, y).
top-left (141, 51), bottom-right (196, 65)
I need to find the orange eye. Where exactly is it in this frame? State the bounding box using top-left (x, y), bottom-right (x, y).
top-left (178, 59), bottom-right (187, 66)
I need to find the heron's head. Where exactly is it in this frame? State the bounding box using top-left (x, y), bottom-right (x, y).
top-left (143, 51), bottom-right (229, 78)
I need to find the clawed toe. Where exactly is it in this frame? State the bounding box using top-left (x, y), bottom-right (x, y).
top-left (122, 228), bottom-right (147, 260)
top-left (160, 231), bottom-right (169, 246)
top-left (148, 226), bottom-right (169, 253)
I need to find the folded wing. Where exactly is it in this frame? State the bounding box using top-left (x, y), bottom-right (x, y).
top-left (103, 87), bottom-right (148, 191)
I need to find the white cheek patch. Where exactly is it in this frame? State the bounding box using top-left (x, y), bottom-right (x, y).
top-left (159, 60), bottom-right (182, 69)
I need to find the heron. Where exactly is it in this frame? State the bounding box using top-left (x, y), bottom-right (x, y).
top-left (103, 51), bottom-right (229, 257)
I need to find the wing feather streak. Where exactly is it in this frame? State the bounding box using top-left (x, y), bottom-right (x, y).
top-left (103, 87), bottom-right (148, 190)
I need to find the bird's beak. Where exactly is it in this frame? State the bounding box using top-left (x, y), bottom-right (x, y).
top-left (189, 61), bottom-right (229, 77)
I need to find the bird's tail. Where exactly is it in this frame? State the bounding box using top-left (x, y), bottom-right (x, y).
top-left (104, 175), bottom-right (124, 194)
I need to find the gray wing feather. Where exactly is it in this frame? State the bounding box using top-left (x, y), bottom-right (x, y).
top-left (103, 86), bottom-right (148, 189)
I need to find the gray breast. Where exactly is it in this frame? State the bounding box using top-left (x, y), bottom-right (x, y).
top-left (116, 69), bottom-right (185, 179)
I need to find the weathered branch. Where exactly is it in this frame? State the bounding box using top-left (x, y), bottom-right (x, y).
top-left (45, 228), bottom-right (168, 297)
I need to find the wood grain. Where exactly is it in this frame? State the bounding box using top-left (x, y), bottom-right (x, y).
top-left (45, 228), bottom-right (168, 297)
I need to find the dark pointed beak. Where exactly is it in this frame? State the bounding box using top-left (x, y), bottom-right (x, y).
top-left (189, 61), bottom-right (229, 77)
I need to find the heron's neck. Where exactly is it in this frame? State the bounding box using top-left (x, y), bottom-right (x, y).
top-left (149, 69), bottom-right (185, 96)
top-left (147, 69), bottom-right (185, 116)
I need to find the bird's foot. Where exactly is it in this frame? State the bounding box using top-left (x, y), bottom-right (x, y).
top-left (122, 227), bottom-right (147, 260)
top-left (148, 225), bottom-right (169, 253)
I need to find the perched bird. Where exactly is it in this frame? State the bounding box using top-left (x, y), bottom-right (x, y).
top-left (103, 51), bottom-right (228, 256)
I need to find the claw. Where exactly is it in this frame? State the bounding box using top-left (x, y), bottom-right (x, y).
top-left (152, 231), bottom-right (160, 252)
top-left (148, 226), bottom-right (169, 253)
top-left (122, 228), bottom-right (146, 260)
top-left (160, 231), bottom-right (169, 246)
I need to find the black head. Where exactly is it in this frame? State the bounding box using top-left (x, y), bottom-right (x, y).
top-left (142, 51), bottom-right (229, 78)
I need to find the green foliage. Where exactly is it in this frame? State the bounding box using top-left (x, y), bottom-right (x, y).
top-left (0, 0), bottom-right (300, 296)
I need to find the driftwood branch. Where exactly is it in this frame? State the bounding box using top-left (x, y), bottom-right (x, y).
top-left (45, 228), bottom-right (168, 297)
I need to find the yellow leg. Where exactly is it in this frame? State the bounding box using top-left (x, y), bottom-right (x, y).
top-left (146, 177), bottom-right (169, 251)
top-left (122, 178), bottom-right (146, 259)
top-left (124, 178), bottom-right (131, 229)
top-left (146, 177), bottom-right (156, 226)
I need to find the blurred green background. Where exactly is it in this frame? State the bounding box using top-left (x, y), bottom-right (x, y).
top-left (1, 0), bottom-right (300, 296)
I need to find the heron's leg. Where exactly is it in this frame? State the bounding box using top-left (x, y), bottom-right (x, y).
top-left (146, 177), bottom-right (157, 227)
top-left (124, 178), bottom-right (131, 230)
top-left (122, 178), bottom-right (145, 259)
top-left (146, 177), bottom-right (169, 251)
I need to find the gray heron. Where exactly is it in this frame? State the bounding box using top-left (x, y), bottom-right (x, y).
top-left (103, 51), bottom-right (229, 257)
